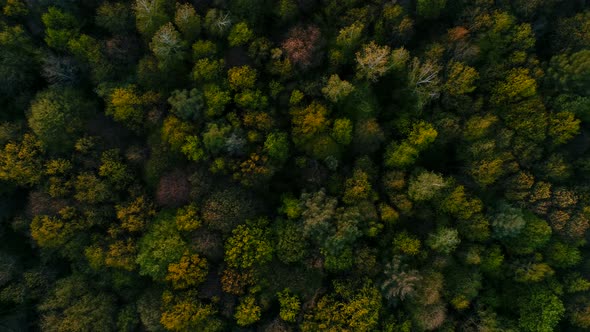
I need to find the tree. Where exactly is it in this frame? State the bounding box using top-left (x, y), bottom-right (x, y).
top-left (300, 189), bottom-right (337, 241)
top-left (384, 122), bottom-right (438, 168)
top-left (332, 118), bottom-right (353, 145)
top-left (301, 279), bottom-right (381, 332)
top-left (547, 50), bottom-right (590, 96)
top-left (264, 132), bottom-right (289, 163)
top-left (28, 88), bottom-right (92, 152)
top-left (290, 102), bottom-right (330, 145)
top-left (393, 231), bottom-right (421, 256)
top-left (99, 149), bottom-right (133, 190)
top-left (175, 203), bottom-right (201, 232)
top-left (277, 289), bottom-right (300, 323)
top-left (426, 227), bottom-right (460, 254)
top-left (548, 111), bottom-right (580, 145)
top-left (192, 58), bottom-right (225, 83)
top-left (355, 42), bottom-right (392, 81)
top-left (235, 295), bottom-right (262, 326)
top-left (381, 257), bottom-right (422, 302)
top-left (160, 291), bottom-right (222, 332)
top-left (202, 187), bottom-right (259, 233)
top-left (491, 202), bottom-right (526, 239)
top-left (281, 25), bottom-right (321, 69)
top-left (202, 123), bottom-right (231, 154)
top-left (74, 172), bottom-right (112, 204)
top-left (322, 74), bottom-right (355, 103)
top-left (228, 22), bottom-right (253, 47)
top-left (165, 251), bottom-right (208, 289)
top-left (554, 11), bottom-right (590, 51)
top-left (407, 171), bottom-right (447, 201)
top-left (203, 85), bottom-right (231, 117)
top-left (192, 39), bottom-right (217, 60)
top-left (106, 86), bottom-right (156, 131)
top-left (42, 7), bottom-right (80, 51)
top-left (342, 169), bottom-right (373, 204)
top-left (136, 211), bottom-right (188, 280)
top-left (444, 61), bottom-right (478, 96)
top-left (150, 22), bottom-right (187, 70)
top-left (39, 276), bottom-right (116, 332)
top-left (204, 9), bottom-right (232, 37)
top-left (116, 196), bottom-right (155, 233)
top-left (174, 3), bottom-right (200, 42)
top-left (30, 207), bottom-right (83, 250)
top-left (336, 22), bottom-right (364, 55)
top-left (274, 219), bottom-right (307, 264)
top-left (133, 0), bottom-right (173, 38)
top-left (322, 207), bottom-right (362, 271)
top-left (224, 218), bottom-right (273, 269)
top-left (439, 185), bottom-right (483, 220)
top-left (228, 65), bottom-right (257, 90)
top-left (518, 287), bottom-right (565, 332)
top-left (408, 57), bottom-right (441, 109)
top-left (0, 134), bottom-right (44, 186)
top-left (492, 68), bottom-right (537, 105)
top-left (167, 88), bottom-right (204, 121)
top-left (105, 239), bottom-right (138, 271)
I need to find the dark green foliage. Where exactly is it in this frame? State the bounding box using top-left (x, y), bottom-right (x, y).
top-left (0, 2), bottom-right (588, 331)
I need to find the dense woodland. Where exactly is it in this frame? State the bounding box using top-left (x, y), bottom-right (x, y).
top-left (0, 0), bottom-right (590, 331)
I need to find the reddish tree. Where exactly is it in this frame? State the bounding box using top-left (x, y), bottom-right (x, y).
top-left (281, 25), bottom-right (321, 69)
top-left (156, 169), bottom-right (190, 207)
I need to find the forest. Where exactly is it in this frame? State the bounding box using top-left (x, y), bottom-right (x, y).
top-left (0, 0), bottom-right (590, 331)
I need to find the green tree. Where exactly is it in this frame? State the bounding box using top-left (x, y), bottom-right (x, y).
top-left (547, 50), bottom-right (590, 96)
top-left (136, 211), bottom-right (188, 280)
top-left (225, 218), bottom-right (273, 269)
top-left (235, 295), bottom-right (261, 326)
top-left (342, 169), bottom-right (373, 204)
top-left (332, 118), bottom-right (353, 145)
top-left (264, 132), bottom-right (289, 163)
top-left (39, 276), bottom-right (116, 332)
top-left (0, 134), bottom-right (44, 186)
top-left (42, 7), bottom-right (80, 51)
top-left (274, 218), bottom-right (307, 264)
top-left (518, 287), bottom-right (565, 332)
top-left (133, 0), bottom-right (173, 38)
top-left (150, 22), bottom-right (187, 70)
top-left (277, 289), bottom-right (300, 322)
top-left (548, 111), bottom-right (580, 145)
top-left (407, 171), bottom-right (447, 201)
top-left (174, 3), bottom-right (200, 42)
top-left (427, 227), bottom-right (460, 254)
top-left (106, 86), bottom-right (157, 131)
top-left (385, 122), bottom-right (438, 168)
top-left (160, 291), bottom-right (222, 332)
top-left (228, 65), bottom-right (257, 90)
top-left (28, 88), bottom-right (92, 152)
top-left (444, 61), bottom-right (478, 96)
top-left (168, 88), bottom-right (204, 121)
top-left (322, 75), bottom-right (355, 103)
top-left (228, 22), bottom-right (254, 47)
top-left (302, 279), bottom-right (381, 332)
